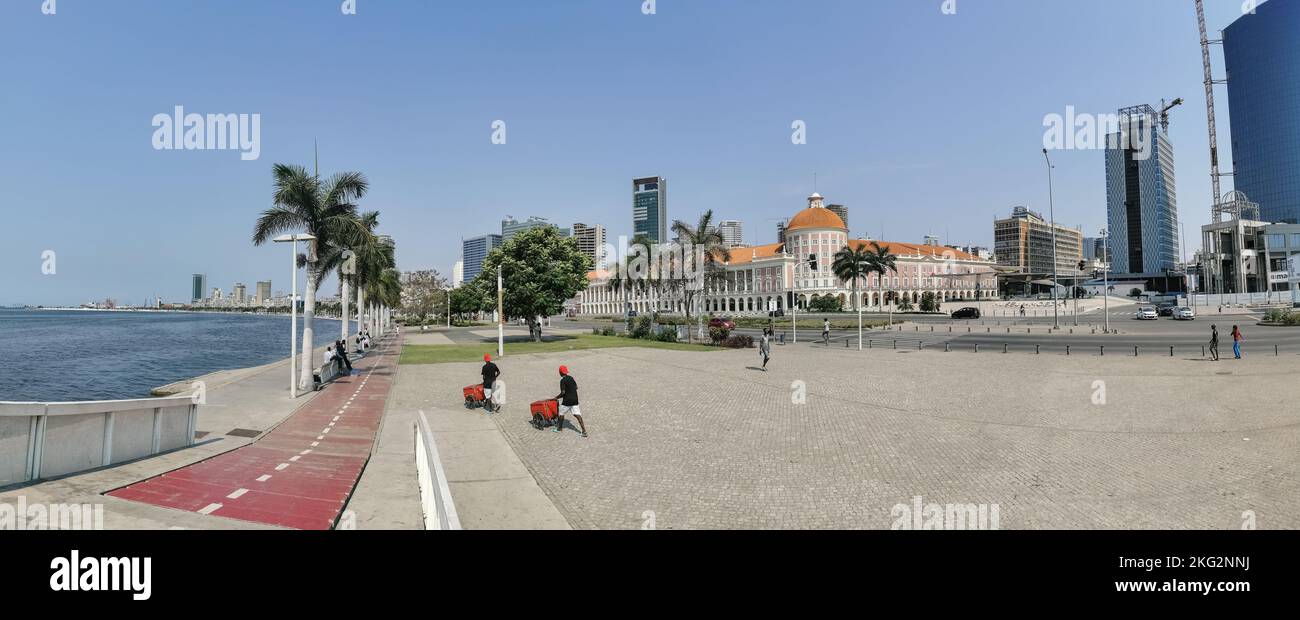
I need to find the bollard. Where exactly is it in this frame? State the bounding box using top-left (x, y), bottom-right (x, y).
top-left (1007, 328), bottom-right (1011, 333)
top-left (893, 340), bottom-right (897, 350)
top-left (975, 343), bottom-right (980, 353)
top-left (1003, 343), bottom-right (1008, 354)
top-left (1036, 344), bottom-right (1040, 355)
top-left (915, 326), bottom-right (918, 332)
top-left (1202, 345), bottom-right (1205, 357)
top-left (945, 342), bottom-right (950, 352)
top-left (1066, 345), bottom-right (1070, 356)
top-left (846, 338), bottom-right (849, 348)
top-left (1134, 346), bottom-right (1139, 357)
top-left (931, 326), bottom-right (934, 332)
top-left (918, 341), bottom-right (923, 350)
top-left (869, 340), bottom-right (873, 349)
top-left (1100, 345), bottom-right (1104, 356)
top-left (1276, 345), bottom-right (1279, 357)
top-left (1170, 346), bottom-right (1174, 357)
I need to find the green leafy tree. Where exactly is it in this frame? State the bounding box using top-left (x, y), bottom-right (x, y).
top-left (477, 226), bottom-right (592, 341)
top-left (398, 270), bottom-right (449, 323)
top-left (920, 291), bottom-right (939, 313)
top-left (810, 295), bottom-right (844, 313)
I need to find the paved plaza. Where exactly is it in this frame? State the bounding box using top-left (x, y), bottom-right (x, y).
top-left (401, 337), bottom-right (1300, 529)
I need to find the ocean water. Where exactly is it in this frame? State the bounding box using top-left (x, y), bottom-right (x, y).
top-left (0, 309), bottom-right (354, 402)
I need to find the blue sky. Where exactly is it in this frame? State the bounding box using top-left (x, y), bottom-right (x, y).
top-left (0, 0), bottom-right (1257, 306)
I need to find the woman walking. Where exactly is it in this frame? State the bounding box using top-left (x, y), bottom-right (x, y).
top-left (759, 328), bottom-right (771, 371)
top-left (1232, 325), bottom-right (1245, 359)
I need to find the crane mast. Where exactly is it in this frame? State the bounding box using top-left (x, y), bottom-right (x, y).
top-left (1195, 0), bottom-right (1228, 222)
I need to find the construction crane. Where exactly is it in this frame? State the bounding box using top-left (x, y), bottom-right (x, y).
top-left (1159, 97), bottom-right (1184, 134)
top-left (1194, 0), bottom-right (1230, 222)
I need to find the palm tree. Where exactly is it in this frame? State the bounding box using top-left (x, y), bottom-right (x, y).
top-left (317, 211), bottom-right (389, 345)
top-left (671, 211), bottom-right (730, 343)
top-left (833, 243), bottom-right (874, 350)
top-left (609, 234), bottom-right (655, 333)
top-left (863, 241), bottom-right (899, 326)
top-left (253, 164), bottom-right (368, 391)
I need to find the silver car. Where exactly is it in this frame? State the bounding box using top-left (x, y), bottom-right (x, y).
top-left (1173, 307), bottom-right (1195, 320)
top-left (1136, 306), bottom-right (1158, 320)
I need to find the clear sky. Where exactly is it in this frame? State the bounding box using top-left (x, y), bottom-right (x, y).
top-left (0, 0), bottom-right (1257, 306)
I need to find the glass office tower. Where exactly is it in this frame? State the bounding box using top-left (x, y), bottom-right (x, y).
top-left (1224, 0), bottom-right (1300, 224)
top-left (632, 176), bottom-right (668, 244)
top-left (1105, 105), bottom-right (1180, 276)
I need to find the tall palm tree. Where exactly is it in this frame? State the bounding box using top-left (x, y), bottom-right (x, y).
top-left (609, 234), bottom-right (655, 333)
top-left (253, 164), bottom-right (368, 391)
top-left (671, 211), bottom-right (730, 343)
top-left (833, 243), bottom-right (874, 350)
top-left (318, 211), bottom-right (386, 345)
top-left (863, 241), bottom-right (899, 326)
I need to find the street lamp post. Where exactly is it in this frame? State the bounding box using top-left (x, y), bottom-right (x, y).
top-left (1101, 227), bottom-right (1110, 334)
top-left (1043, 148), bottom-right (1060, 329)
top-left (497, 263), bottom-right (504, 358)
top-left (273, 233), bottom-right (317, 399)
top-left (446, 288), bottom-right (452, 330)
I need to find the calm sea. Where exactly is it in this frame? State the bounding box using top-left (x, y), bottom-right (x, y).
top-left (0, 309), bottom-right (353, 402)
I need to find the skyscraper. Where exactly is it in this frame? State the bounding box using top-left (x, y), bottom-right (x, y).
top-left (1224, 0), bottom-right (1300, 225)
top-left (826, 204), bottom-right (849, 231)
top-left (718, 220), bottom-right (744, 248)
top-left (233, 283), bottom-right (247, 305)
top-left (502, 216), bottom-right (568, 242)
top-left (1105, 104), bottom-right (1180, 276)
top-left (572, 223), bottom-right (607, 268)
top-left (632, 176), bottom-right (668, 244)
top-left (462, 234), bottom-right (502, 282)
top-left (256, 281), bottom-right (271, 305)
top-left (191, 274), bottom-right (206, 303)
top-left (453, 261), bottom-right (464, 288)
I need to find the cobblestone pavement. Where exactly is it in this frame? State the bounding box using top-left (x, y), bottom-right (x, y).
top-left (410, 342), bottom-right (1300, 530)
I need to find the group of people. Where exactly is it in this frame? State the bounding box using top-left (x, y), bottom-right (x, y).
top-left (355, 329), bottom-right (373, 353)
top-left (1208, 324), bottom-right (1245, 361)
top-left (479, 354), bottom-right (587, 437)
top-left (323, 339), bottom-right (354, 374)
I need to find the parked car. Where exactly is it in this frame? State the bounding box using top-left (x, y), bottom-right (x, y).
top-left (1158, 304), bottom-right (1176, 317)
top-left (951, 307), bottom-right (981, 320)
top-left (1173, 307), bottom-right (1196, 320)
top-left (1136, 306), bottom-right (1158, 320)
top-left (708, 317), bottom-right (736, 330)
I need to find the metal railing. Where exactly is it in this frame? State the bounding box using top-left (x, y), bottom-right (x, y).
top-left (0, 395), bottom-right (198, 487)
top-left (414, 410), bottom-right (461, 530)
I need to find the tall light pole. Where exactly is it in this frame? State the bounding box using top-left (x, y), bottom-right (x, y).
top-left (1101, 227), bottom-right (1110, 334)
top-left (1042, 148), bottom-right (1060, 329)
top-left (496, 263), bottom-right (504, 357)
top-left (446, 288), bottom-right (452, 329)
top-left (340, 250), bottom-right (354, 344)
top-left (274, 233), bottom-right (316, 398)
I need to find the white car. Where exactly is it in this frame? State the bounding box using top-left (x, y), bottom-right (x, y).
top-left (1174, 307), bottom-right (1195, 320)
top-left (1136, 306), bottom-right (1158, 320)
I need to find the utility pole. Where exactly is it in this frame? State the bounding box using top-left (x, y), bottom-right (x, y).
top-left (1043, 149), bottom-right (1060, 329)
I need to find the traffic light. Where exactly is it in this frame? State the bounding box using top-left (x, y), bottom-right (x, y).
top-left (808, 253), bottom-right (818, 271)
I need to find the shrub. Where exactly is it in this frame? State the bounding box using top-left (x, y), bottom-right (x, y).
top-left (709, 326), bottom-right (731, 343)
top-left (722, 335), bottom-right (754, 349)
top-left (655, 327), bottom-right (678, 343)
top-left (630, 316), bottom-right (653, 339)
top-left (1128, 288), bottom-right (1143, 297)
top-left (1264, 309), bottom-right (1300, 325)
top-left (601, 326), bottom-right (616, 336)
top-left (809, 295), bottom-right (844, 313)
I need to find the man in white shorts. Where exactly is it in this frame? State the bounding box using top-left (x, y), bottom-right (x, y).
top-left (553, 365), bottom-right (587, 437)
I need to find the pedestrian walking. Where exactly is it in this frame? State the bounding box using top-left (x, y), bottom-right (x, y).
top-left (553, 365), bottom-right (587, 437)
top-left (335, 339), bottom-right (353, 372)
top-left (481, 353), bottom-right (501, 413)
top-left (1209, 324), bottom-right (1219, 361)
top-left (822, 318), bottom-right (831, 345)
top-left (1232, 325), bottom-right (1244, 359)
top-left (759, 329), bottom-right (771, 371)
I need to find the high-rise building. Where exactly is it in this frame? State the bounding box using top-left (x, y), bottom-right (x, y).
top-left (211, 287), bottom-right (222, 300)
top-left (572, 223), bottom-right (607, 268)
top-left (1082, 237), bottom-right (1106, 262)
top-left (1224, 0), bottom-right (1300, 225)
top-left (826, 204), bottom-right (849, 231)
top-left (632, 176), bottom-right (668, 244)
top-left (256, 281), bottom-right (271, 305)
top-left (233, 283), bottom-right (247, 305)
top-left (453, 261), bottom-right (464, 288)
top-left (191, 274), bottom-right (207, 303)
top-left (993, 206), bottom-right (1084, 275)
top-left (776, 219), bottom-right (789, 245)
top-left (718, 220), bottom-right (744, 248)
top-left (1105, 104), bottom-right (1180, 276)
top-left (462, 234), bottom-right (502, 282)
top-left (502, 216), bottom-right (568, 242)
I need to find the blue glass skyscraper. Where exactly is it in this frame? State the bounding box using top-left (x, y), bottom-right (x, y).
top-left (1224, 0), bottom-right (1300, 224)
top-left (461, 234), bottom-right (501, 282)
top-left (1106, 105), bottom-right (1180, 276)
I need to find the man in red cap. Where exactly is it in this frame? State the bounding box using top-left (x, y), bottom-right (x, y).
top-left (480, 353), bottom-right (501, 413)
top-left (553, 365), bottom-right (586, 437)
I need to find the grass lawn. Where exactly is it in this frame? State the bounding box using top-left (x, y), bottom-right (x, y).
top-left (400, 334), bottom-right (720, 365)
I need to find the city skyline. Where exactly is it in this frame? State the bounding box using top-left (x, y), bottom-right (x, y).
top-left (0, 0), bottom-right (1270, 306)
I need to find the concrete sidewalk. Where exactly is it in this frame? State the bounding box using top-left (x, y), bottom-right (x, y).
top-left (347, 361), bottom-right (570, 530)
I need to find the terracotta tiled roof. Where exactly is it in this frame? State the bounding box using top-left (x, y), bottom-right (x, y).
top-left (848, 239), bottom-right (979, 261)
top-left (724, 243), bottom-right (787, 265)
top-left (786, 207), bottom-right (847, 231)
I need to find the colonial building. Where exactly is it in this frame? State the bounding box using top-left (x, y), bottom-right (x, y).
top-left (574, 194), bottom-right (997, 316)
